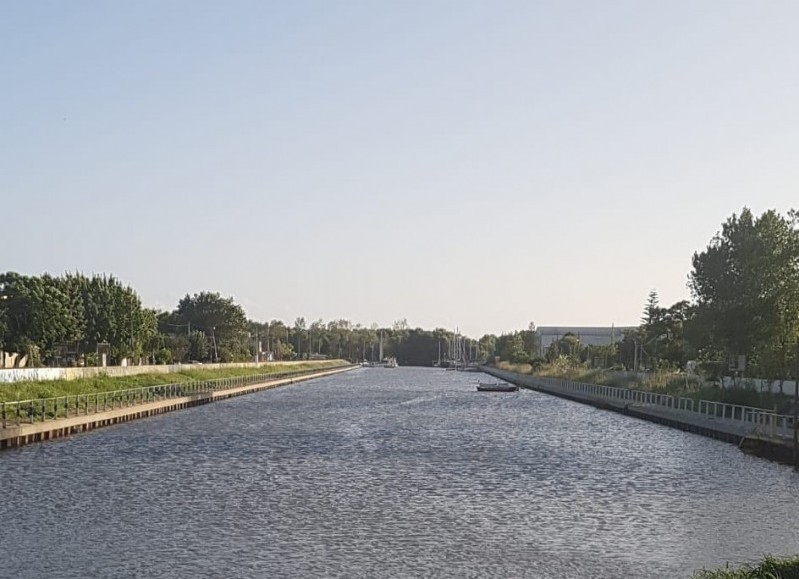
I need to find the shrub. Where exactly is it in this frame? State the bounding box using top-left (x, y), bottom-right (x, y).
top-left (693, 555), bottom-right (799, 579)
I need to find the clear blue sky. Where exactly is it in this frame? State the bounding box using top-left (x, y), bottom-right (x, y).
top-left (2, 1), bottom-right (798, 337)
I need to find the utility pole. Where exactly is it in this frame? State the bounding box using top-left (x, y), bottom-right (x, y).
top-left (211, 327), bottom-right (218, 363)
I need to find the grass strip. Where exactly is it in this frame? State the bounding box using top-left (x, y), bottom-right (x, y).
top-left (0, 360), bottom-right (348, 403)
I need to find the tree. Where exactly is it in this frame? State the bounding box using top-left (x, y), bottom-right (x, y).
top-left (479, 334), bottom-right (497, 362)
top-left (293, 317), bottom-right (306, 358)
top-left (174, 292), bottom-right (248, 362)
top-left (53, 272), bottom-right (154, 364)
top-left (641, 290), bottom-right (660, 327)
top-left (545, 333), bottom-right (582, 362)
top-left (689, 208), bottom-right (799, 379)
top-left (500, 333), bottom-right (528, 363)
top-left (0, 272), bottom-right (82, 365)
top-left (187, 330), bottom-right (210, 362)
top-left (519, 322), bottom-right (539, 358)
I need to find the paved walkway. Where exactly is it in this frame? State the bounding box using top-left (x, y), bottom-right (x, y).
top-left (481, 367), bottom-right (792, 446)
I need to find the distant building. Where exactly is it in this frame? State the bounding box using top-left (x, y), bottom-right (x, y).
top-left (535, 326), bottom-right (635, 356)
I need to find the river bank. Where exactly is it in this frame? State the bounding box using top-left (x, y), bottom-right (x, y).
top-left (482, 366), bottom-right (797, 466)
top-left (495, 361), bottom-right (794, 411)
top-left (0, 363), bottom-right (356, 450)
top-left (0, 360), bottom-right (347, 403)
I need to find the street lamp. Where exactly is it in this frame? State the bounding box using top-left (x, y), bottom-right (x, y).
top-left (0, 294), bottom-right (7, 369)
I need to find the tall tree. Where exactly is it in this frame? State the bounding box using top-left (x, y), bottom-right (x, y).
top-left (641, 290), bottom-right (660, 327)
top-left (174, 292), bottom-right (248, 362)
top-left (689, 208), bottom-right (799, 378)
top-left (0, 273), bottom-right (83, 364)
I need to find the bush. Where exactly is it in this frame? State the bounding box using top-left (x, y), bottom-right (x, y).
top-left (154, 348), bottom-right (173, 365)
top-left (509, 351), bottom-right (531, 365)
top-left (693, 555), bottom-right (799, 579)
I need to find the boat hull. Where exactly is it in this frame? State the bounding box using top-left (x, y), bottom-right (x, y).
top-left (476, 384), bottom-right (519, 392)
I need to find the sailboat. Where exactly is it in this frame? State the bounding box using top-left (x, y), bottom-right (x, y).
top-left (365, 331), bottom-right (398, 368)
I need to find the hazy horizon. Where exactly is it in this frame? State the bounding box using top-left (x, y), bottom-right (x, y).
top-left (3, 1), bottom-right (797, 337)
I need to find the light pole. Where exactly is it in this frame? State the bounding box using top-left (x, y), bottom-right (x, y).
top-left (211, 327), bottom-right (218, 363)
top-left (0, 294), bottom-right (7, 369)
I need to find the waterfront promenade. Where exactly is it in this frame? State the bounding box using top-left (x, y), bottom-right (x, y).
top-left (481, 366), bottom-right (796, 464)
top-left (0, 364), bottom-right (356, 449)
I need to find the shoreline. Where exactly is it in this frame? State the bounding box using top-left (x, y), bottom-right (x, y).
top-left (481, 366), bottom-right (796, 466)
top-left (0, 365), bottom-right (357, 451)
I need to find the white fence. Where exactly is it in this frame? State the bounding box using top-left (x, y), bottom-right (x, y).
top-left (0, 361), bottom-right (313, 384)
top-left (487, 368), bottom-right (795, 442)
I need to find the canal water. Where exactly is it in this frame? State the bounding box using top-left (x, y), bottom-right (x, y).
top-left (1, 367), bottom-right (797, 578)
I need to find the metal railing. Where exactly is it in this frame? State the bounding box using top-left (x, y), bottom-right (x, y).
top-left (0, 366), bottom-right (347, 429)
top-left (490, 370), bottom-right (795, 442)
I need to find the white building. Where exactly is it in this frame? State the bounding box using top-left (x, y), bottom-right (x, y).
top-left (536, 326), bottom-right (635, 356)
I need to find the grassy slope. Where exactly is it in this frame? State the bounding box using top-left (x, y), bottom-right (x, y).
top-left (0, 360), bottom-right (349, 402)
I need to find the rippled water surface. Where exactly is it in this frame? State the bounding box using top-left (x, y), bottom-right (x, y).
top-left (2, 367), bottom-right (798, 578)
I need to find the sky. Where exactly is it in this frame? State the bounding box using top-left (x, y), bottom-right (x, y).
top-left (2, 1), bottom-right (798, 337)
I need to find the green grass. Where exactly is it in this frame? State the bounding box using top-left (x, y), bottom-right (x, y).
top-left (0, 360), bottom-right (348, 403)
top-left (693, 555), bottom-right (799, 578)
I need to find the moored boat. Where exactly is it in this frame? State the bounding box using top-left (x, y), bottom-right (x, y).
top-left (476, 382), bottom-right (519, 392)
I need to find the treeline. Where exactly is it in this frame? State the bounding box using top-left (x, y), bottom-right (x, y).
top-left (4, 207), bottom-right (797, 376)
top-left (0, 274), bottom-right (482, 367)
top-left (492, 208), bottom-right (799, 385)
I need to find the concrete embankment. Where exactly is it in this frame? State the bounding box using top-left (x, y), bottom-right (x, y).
top-left (481, 366), bottom-right (797, 466)
top-left (0, 365), bottom-right (356, 450)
